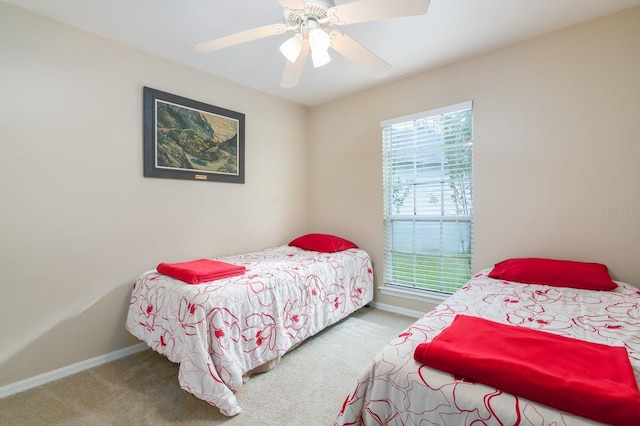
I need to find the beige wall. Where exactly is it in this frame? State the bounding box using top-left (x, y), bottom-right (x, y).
top-left (308, 7), bottom-right (640, 313)
top-left (0, 3), bottom-right (308, 386)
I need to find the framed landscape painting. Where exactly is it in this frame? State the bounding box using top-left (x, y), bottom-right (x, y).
top-left (143, 87), bottom-right (245, 183)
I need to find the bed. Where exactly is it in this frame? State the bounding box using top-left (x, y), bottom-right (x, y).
top-left (335, 258), bottom-right (640, 426)
top-left (126, 234), bottom-right (373, 416)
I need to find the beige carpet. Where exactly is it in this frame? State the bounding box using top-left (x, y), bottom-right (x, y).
top-left (0, 307), bottom-right (416, 426)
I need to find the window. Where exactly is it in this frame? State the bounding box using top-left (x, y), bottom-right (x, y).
top-left (381, 101), bottom-right (473, 300)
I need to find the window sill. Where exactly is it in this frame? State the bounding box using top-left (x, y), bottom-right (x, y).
top-left (378, 285), bottom-right (449, 305)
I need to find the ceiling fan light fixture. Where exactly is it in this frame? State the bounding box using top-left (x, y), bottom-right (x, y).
top-left (279, 34), bottom-right (303, 63)
top-left (197, 0), bottom-right (432, 87)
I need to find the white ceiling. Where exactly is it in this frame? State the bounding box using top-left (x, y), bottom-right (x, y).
top-left (5, 0), bottom-right (640, 106)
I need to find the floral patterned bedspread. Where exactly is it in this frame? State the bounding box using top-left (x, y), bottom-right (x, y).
top-left (126, 245), bottom-right (373, 416)
top-left (335, 270), bottom-right (640, 426)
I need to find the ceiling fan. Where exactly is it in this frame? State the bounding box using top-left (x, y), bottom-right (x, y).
top-left (195, 0), bottom-right (430, 88)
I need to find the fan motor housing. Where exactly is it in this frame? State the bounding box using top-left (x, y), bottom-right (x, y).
top-left (283, 0), bottom-right (335, 31)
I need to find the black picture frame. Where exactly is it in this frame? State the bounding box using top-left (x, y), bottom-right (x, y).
top-left (143, 87), bottom-right (245, 183)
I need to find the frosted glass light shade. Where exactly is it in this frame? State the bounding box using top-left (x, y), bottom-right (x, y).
top-left (308, 28), bottom-right (330, 52)
top-left (308, 28), bottom-right (331, 67)
top-left (279, 35), bottom-right (303, 63)
top-left (311, 48), bottom-right (331, 67)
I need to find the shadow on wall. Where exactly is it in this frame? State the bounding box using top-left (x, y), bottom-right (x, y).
top-left (0, 282), bottom-right (140, 386)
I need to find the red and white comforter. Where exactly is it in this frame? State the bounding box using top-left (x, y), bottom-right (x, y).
top-left (126, 245), bottom-right (373, 416)
top-left (335, 270), bottom-right (640, 426)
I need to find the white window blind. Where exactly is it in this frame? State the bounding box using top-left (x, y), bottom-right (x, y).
top-left (382, 101), bottom-right (473, 296)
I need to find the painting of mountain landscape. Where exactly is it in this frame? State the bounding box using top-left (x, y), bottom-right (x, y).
top-left (155, 100), bottom-right (239, 175)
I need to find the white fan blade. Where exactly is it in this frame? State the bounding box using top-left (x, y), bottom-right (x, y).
top-left (196, 24), bottom-right (288, 53)
top-left (278, 0), bottom-right (307, 10)
top-left (329, 31), bottom-right (391, 78)
top-left (281, 43), bottom-right (310, 88)
top-left (329, 0), bottom-right (429, 25)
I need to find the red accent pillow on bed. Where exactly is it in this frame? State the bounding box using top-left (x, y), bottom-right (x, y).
top-left (488, 258), bottom-right (617, 290)
top-left (288, 233), bottom-right (358, 253)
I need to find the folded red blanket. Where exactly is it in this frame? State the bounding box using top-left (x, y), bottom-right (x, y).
top-left (414, 315), bottom-right (640, 426)
top-left (156, 259), bottom-right (246, 284)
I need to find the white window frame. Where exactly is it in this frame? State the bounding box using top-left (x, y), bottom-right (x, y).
top-left (380, 101), bottom-right (473, 304)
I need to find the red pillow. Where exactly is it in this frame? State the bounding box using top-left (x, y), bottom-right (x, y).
top-left (288, 233), bottom-right (358, 253)
top-left (488, 258), bottom-right (617, 290)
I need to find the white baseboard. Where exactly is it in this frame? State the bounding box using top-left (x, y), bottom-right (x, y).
top-left (0, 306), bottom-right (421, 399)
top-left (369, 301), bottom-right (425, 319)
top-left (0, 342), bottom-right (148, 399)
